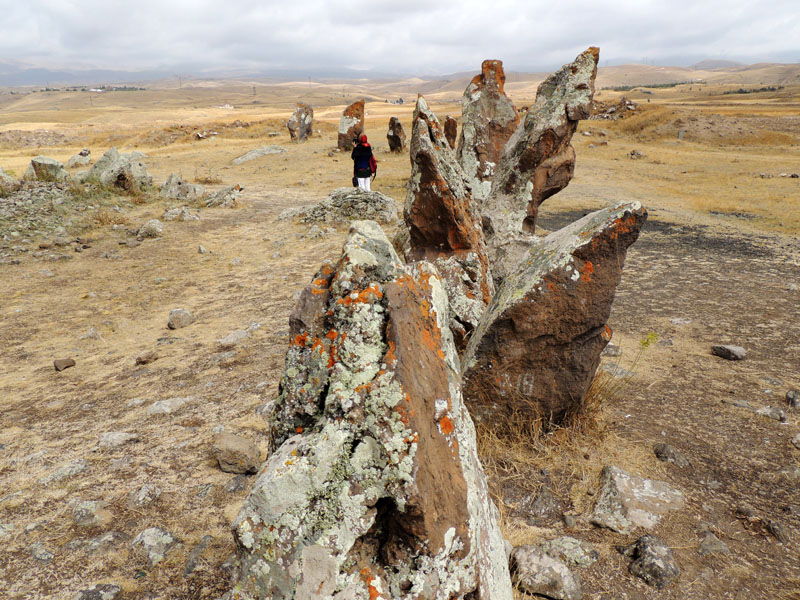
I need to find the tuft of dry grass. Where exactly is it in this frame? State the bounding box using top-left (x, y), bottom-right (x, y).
top-left (93, 209), bottom-right (130, 226)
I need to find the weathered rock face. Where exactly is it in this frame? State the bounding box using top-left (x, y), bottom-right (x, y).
top-left (160, 173), bottom-right (204, 201)
top-left (405, 96), bottom-right (494, 349)
top-left (285, 187), bottom-right (399, 225)
top-left (461, 201), bottom-right (646, 429)
top-left (86, 147), bottom-right (152, 192)
top-left (205, 184), bottom-right (242, 208)
top-left (287, 102), bottom-right (314, 142)
top-left (387, 116), bottom-right (406, 152)
top-left (227, 221), bottom-right (512, 600)
top-left (444, 116), bottom-right (458, 150)
top-left (337, 98), bottom-right (365, 150)
top-left (24, 156), bottom-right (70, 183)
top-left (457, 60), bottom-right (519, 201)
top-left (66, 148), bottom-right (91, 169)
top-left (487, 47), bottom-right (599, 235)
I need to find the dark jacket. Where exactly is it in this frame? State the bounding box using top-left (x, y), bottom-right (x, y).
top-left (351, 143), bottom-right (374, 178)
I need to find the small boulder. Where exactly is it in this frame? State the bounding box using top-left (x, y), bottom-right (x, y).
top-left (622, 535), bottom-right (680, 589)
top-left (212, 433), bottom-right (261, 474)
top-left (786, 389), bottom-right (799, 408)
top-left (73, 500), bottom-right (113, 528)
top-left (54, 358), bottom-right (76, 371)
top-left (205, 184), bottom-right (241, 208)
top-left (160, 174), bottom-right (204, 202)
top-left (127, 484), bottom-right (162, 509)
top-left (31, 541), bottom-right (54, 562)
top-left (511, 545), bottom-right (582, 600)
top-left (87, 147), bottom-right (152, 192)
top-left (653, 443), bottom-right (690, 468)
top-left (25, 156), bottom-right (70, 182)
top-left (167, 308), bottom-right (195, 329)
top-left (99, 431), bottom-right (139, 448)
top-left (162, 206), bottom-right (200, 222)
top-left (217, 329), bottom-right (248, 349)
top-left (539, 537), bottom-right (599, 568)
top-left (138, 219), bottom-right (164, 238)
top-left (712, 345), bottom-right (746, 360)
top-left (147, 396), bottom-right (192, 416)
top-left (131, 527), bottom-right (179, 565)
top-left (70, 584), bottom-right (121, 600)
top-left (65, 149), bottom-right (92, 169)
top-left (698, 532), bottom-right (729, 556)
top-left (135, 351), bottom-right (158, 365)
top-left (232, 146), bottom-right (287, 165)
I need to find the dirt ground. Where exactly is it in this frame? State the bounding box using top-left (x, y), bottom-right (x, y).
top-left (1, 77), bottom-right (799, 599)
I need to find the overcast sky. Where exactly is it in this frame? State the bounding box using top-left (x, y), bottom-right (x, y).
top-left (1, 0), bottom-right (798, 77)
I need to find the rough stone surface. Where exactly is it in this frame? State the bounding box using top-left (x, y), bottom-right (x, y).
top-left (205, 184), bottom-right (242, 208)
top-left (698, 532), bottom-right (729, 556)
top-left (787, 389), bottom-right (799, 408)
top-left (654, 443), bottom-right (690, 468)
top-left (86, 147), bottom-right (152, 192)
top-left (387, 116), bottom-right (406, 152)
top-left (185, 534), bottom-right (214, 576)
top-left (287, 103), bottom-right (314, 142)
top-left (25, 156), bottom-right (70, 182)
top-left (590, 466), bottom-right (685, 534)
top-left (217, 329), bottom-right (249, 349)
top-left (138, 219), bottom-right (164, 238)
top-left (232, 146), bottom-right (287, 165)
top-left (54, 358), bottom-right (76, 371)
top-left (70, 584), bottom-right (122, 600)
top-left (511, 545), bottom-right (582, 600)
top-left (160, 173), bottom-right (204, 201)
top-left (444, 115), bottom-right (458, 149)
top-left (462, 202), bottom-right (645, 428)
top-left (127, 484), bottom-right (162, 509)
top-left (39, 458), bottom-right (89, 485)
top-left (65, 149), bottom-right (92, 169)
top-left (147, 396), bottom-right (192, 416)
top-left (487, 47), bottom-right (599, 236)
top-left (167, 308), bottom-right (195, 329)
top-left (539, 537), bottom-right (598, 569)
top-left (0, 166), bottom-right (20, 192)
top-left (226, 220), bottom-right (512, 600)
top-left (212, 433), bottom-right (261, 474)
top-left (792, 433), bottom-right (800, 449)
top-left (287, 187), bottom-right (399, 225)
top-left (457, 60), bottom-right (520, 201)
top-left (405, 96), bottom-right (494, 349)
top-left (31, 541), bottom-right (54, 562)
top-left (73, 500), bottom-right (113, 528)
top-left (131, 527), bottom-right (179, 565)
top-left (337, 98), bottom-right (365, 150)
top-left (622, 535), bottom-right (680, 589)
top-left (712, 345), bottom-right (746, 360)
top-left (99, 431), bottom-right (139, 448)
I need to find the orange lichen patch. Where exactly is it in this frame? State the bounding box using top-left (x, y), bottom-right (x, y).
top-left (581, 260), bottom-right (594, 282)
top-left (439, 415), bottom-right (455, 435)
top-left (383, 340), bottom-right (397, 367)
top-left (325, 329), bottom-right (339, 341)
top-left (340, 283), bottom-right (383, 306)
top-left (295, 426), bottom-right (304, 434)
top-left (293, 332), bottom-right (309, 347)
top-left (403, 432), bottom-right (419, 444)
top-left (359, 568), bottom-right (381, 600)
top-left (320, 264), bottom-right (333, 276)
top-left (602, 325), bottom-right (613, 342)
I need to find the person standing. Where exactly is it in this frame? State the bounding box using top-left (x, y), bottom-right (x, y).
top-left (351, 134), bottom-right (376, 191)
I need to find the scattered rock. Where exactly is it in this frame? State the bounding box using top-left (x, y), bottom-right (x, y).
top-left (127, 484), bottom-right (162, 509)
top-left (287, 103), bottom-right (314, 142)
top-left (232, 146), bottom-right (287, 165)
top-left (386, 116), bottom-right (406, 152)
top-left (698, 532), bottom-right (729, 556)
top-left (147, 396), bottom-right (192, 416)
top-left (73, 500), bottom-right (113, 528)
top-left (65, 149), bottom-right (92, 169)
top-left (205, 184), bottom-right (241, 208)
top-left (25, 156), bottom-right (70, 182)
top-left (160, 174), bottom-right (204, 201)
top-left (70, 584), bottom-right (122, 600)
top-left (786, 389), bottom-right (799, 408)
top-left (39, 458), bottom-right (89, 485)
top-left (766, 519), bottom-right (790, 544)
top-left (591, 466), bottom-right (684, 534)
top-left (131, 527), bottom-right (179, 565)
top-left (602, 343), bottom-right (622, 357)
top-left (135, 351), bottom-right (158, 365)
top-left (198, 244), bottom-right (208, 254)
top-left (629, 149), bottom-right (646, 160)
top-left (86, 147), bottom-right (152, 192)
top-left (31, 541), bottom-right (54, 562)
top-left (511, 545), bottom-right (582, 600)
top-left (622, 535), bottom-right (680, 589)
top-left (99, 431), bottom-right (140, 447)
top-left (224, 474), bottom-right (250, 493)
top-left (138, 219), bottom-right (164, 238)
top-left (712, 345), bottom-right (746, 361)
top-left (162, 205), bottom-right (200, 222)
top-left (792, 433), bottom-right (800, 449)
top-left (54, 358), bottom-right (76, 371)
top-left (444, 115), bottom-right (458, 149)
top-left (654, 443), bottom-right (690, 468)
top-left (337, 98), bottom-right (365, 150)
top-left (212, 433), bottom-right (261, 474)
top-left (0, 523), bottom-right (14, 539)
top-left (756, 406), bottom-right (787, 422)
top-left (217, 329), bottom-right (248, 349)
top-left (167, 308), bottom-right (195, 329)
top-left (539, 537), bottom-right (599, 568)
top-left (184, 535), bottom-right (214, 576)
top-left (285, 187), bottom-right (398, 224)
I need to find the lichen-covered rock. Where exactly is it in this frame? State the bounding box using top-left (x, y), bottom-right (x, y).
top-left (338, 98), bottom-right (365, 150)
top-left (444, 116), bottom-right (458, 150)
top-left (622, 535), bottom-right (680, 589)
top-left (205, 184), bottom-right (242, 208)
top-left (539, 537), bottom-right (598, 569)
top-left (167, 308), bottom-right (195, 329)
top-left (160, 173), bottom-right (204, 201)
top-left (138, 219), bottom-right (164, 238)
top-left (288, 187), bottom-right (398, 225)
top-left (71, 583), bottom-right (122, 600)
top-left (24, 156), bottom-right (70, 182)
top-left (232, 146), bottom-right (287, 165)
top-left (226, 221), bottom-right (512, 600)
top-left (591, 466), bottom-right (684, 534)
top-left (487, 47), bottom-right (599, 236)
top-left (212, 433), bottom-right (261, 474)
top-left (162, 205), bottom-right (200, 222)
top-left (86, 147), bottom-right (152, 192)
top-left (461, 201), bottom-right (645, 429)
top-left (387, 116), bottom-right (406, 152)
top-left (288, 103), bottom-right (314, 142)
top-left (73, 500), bottom-right (113, 528)
top-left (511, 545), bottom-right (582, 600)
top-left (457, 60), bottom-right (519, 201)
top-left (131, 527), bottom-right (179, 566)
top-left (66, 149), bottom-right (92, 169)
top-left (405, 96), bottom-right (494, 349)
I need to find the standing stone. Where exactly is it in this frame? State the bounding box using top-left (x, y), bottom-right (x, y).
top-left (444, 115), bottom-right (458, 149)
top-left (337, 98), bottom-right (365, 150)
top-left (457, 60), bottom-right (520, 201)
top-left (25, 156), bottom-right (70, 182)
top-left (386, 116), bottom-right (406, 152)
top-left (405, 96), bottom-right (494, 349)
top-left (461, 202), bottom-right (646, 429)
top-left (287, 102), bottom-right (314, 142)
top-left (226, 221), bottom-right (512, 600)
top-left (487, 47), bottom-right (599, 236)
top-left (622, 535), bottom-right (680, 589)
top-left (87, 147), bottom-right (152, 192)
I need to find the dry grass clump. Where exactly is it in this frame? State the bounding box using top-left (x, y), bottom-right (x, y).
top-left (612, 105), bottom-right (679, 139)
top-left (93, 208), bottom-right (130, 226)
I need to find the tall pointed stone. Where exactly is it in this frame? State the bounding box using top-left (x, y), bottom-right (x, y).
top-left (227, 221), bottom-right (512, 600)
top-left (457, 60), bottom-right (520, 201)
top-left (405, 95), bottom-right (494, 349)
top-left (462, 201), bottom-right (646, 430)
top-left (444, 115), bottom-right (458, 149)
top-left (386, 116), bottom-right (406, 152)
top-left (287, 102), bottom-right (314, 142)
top-left (338, 98), bottom-right (365, 150)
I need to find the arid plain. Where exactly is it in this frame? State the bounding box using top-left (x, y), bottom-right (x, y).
top-left (1, 62), bottom-right (799, 599)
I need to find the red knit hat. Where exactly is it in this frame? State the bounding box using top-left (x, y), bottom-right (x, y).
top-left (360, 134), bottom-right (368, 143)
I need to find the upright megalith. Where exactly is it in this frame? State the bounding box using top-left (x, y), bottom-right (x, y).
top-left (287, 102), bottom-right (314, 142)
top-left (226, 221), bottom-right (512, 600)
top-left (337, 98), bottom-right (365, 150)
top-left (405, 96), bottom-right (494, 349)
top-left (386, 116), bottom-right (406, 152)
top-left (444, 116), bottom-right (458, 150)
top-left (457, 60), bottom-right (520, 201)
top-left (487, 47), bottom-right (599, 236)
top-left (461, 201), bottom-right (646, 430)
